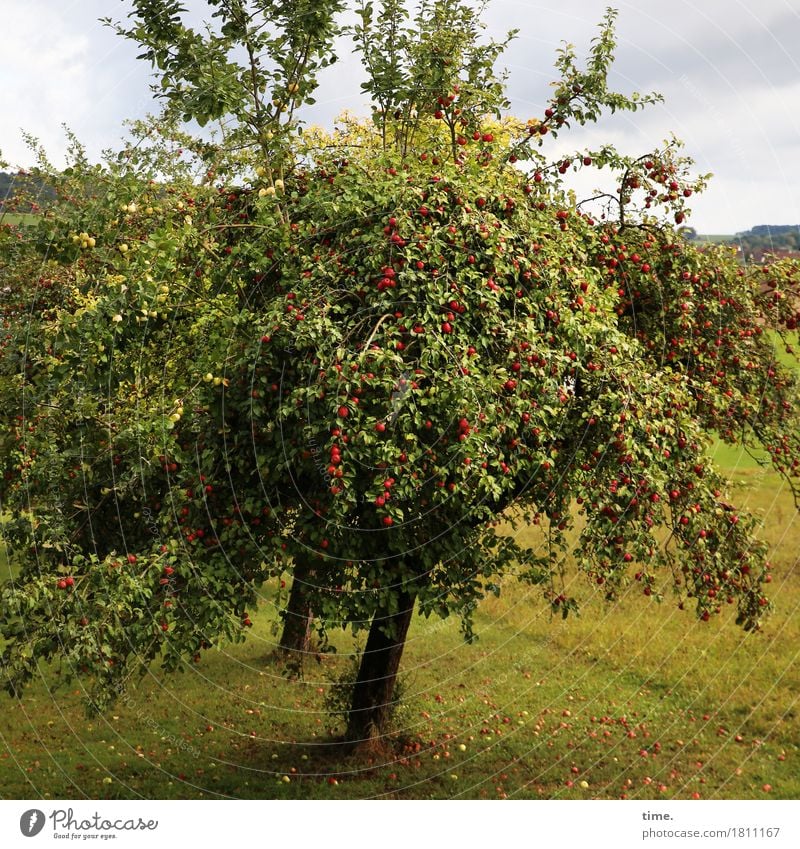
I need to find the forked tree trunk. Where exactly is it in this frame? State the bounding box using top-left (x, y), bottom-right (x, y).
top-left (278, 560), bottom-right (314, 654)
top-left (346, 590), bottom-right (416, 746)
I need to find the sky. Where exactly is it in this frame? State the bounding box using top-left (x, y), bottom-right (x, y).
top-left (1, 0), bottom-right (798, 234)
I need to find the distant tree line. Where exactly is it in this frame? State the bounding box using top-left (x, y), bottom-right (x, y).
top-left (734, 224), bottom-right (800, 256)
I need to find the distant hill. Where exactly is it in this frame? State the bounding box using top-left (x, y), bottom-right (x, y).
top-left (733, 225), bottom-right (800, 255)
top-left (696, 225), bottom-right (800, 263)
top-left (742, 224), bottom-right (800, 238)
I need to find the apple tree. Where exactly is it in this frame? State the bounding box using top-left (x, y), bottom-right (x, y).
top-left (2, 0), bottom-right (800, 748)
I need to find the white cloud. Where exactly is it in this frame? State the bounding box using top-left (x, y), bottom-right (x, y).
top-left (1, 0), bottom-right (798, 232)
top-left (0, 5), bottom-right (90, 164)
top-left (0, 0), bottom-right (151, 167)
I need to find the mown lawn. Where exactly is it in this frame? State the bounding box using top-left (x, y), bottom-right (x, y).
top-left (0, 212), bottom-right (37, 228)
top-left (0, 460), bottom-right (797, 800)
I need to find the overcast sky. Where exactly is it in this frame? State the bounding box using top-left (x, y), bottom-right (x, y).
top-left (1, 0), bottom-right (798, 233)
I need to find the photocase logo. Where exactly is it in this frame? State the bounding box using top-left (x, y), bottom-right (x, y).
top-left (19, 809), bottom-right (45, 837)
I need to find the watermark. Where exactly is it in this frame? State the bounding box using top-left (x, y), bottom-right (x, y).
top-left (18, 807), bottom-right (158, 839)
top-left (19, 810), bottom-right (45, 838)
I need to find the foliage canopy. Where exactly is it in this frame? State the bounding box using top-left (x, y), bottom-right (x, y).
top-left (1, 2), bottom-right (799, 731)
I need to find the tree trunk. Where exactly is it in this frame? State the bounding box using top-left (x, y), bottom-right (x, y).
top-left (346, 590), bottom-right (416, 747)
top-left (278, 560), bottom-right (314, 654)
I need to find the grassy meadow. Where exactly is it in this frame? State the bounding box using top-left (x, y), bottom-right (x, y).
top-left (0, 451), bottom-right (797, 800)
top-left (695, 234), bottom-right (736, 244)
top-left (0, 212), bottom-right (37, 228)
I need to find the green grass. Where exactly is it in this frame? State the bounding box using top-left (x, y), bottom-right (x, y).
top-left (707, 331), bottom-right (800, 471)
top-left (708, 439), bottom-right (766, 471)
top-left (0, 212), bottom-right (36, 228)
top-left (1, 464), bottom-right (798, 800)
top-left (695, 234), bottom-right (735, 244)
